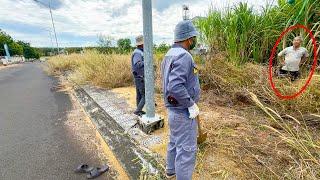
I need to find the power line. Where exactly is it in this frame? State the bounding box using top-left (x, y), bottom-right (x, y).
top-left (33, 0), bottom-right (59, 54)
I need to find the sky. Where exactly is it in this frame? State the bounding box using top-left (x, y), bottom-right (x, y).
top-left (0, 0), bottom-right (276, 47)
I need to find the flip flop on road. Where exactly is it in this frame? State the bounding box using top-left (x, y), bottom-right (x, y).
top-left (74, 164), bottom-right (94, 173)
top-left (87, 165), bottom-right (109, 179)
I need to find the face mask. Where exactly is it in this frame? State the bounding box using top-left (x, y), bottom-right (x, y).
top-left (189, 38), bottom-right (197, 50)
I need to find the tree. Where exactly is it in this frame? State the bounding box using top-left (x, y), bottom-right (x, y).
top-left (117, 38), bottom-right (132, 54)
top-left (36, 47), bottom-right (54, 56)
top-left (97, 34), bottom-right (114, 54)
top-left (155, 43), bottom-right (170, 54)
top-left (0, 29), bottom-right (12, 56)
top-left (0, 29), bottom-right (23, 56)
top-left (17, 41), bottom-right (40, 59)
top-left (97, 34), bottom-right (113, 47)
top-left (9, 42), bottom-right (23, 56)
top-left (0, 29), bottom-right (40, 58)
top-left (64, 47), bottom-right (83, 54)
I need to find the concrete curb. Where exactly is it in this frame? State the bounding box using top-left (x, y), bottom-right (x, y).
top-left (80, 85), bottom-right (163, 147)
top-left (74, 86), bottom-right (165, 179)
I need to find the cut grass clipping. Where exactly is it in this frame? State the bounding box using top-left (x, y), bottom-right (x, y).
top-left (249, 92), bottom-right (320, 179)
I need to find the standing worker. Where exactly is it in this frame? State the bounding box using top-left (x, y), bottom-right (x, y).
top-left (161, 20), bottom-right (201, 180)
top-left (131, 35), bottom-right (146, 116)
top-left (278, 36), bottom-right (309, 81)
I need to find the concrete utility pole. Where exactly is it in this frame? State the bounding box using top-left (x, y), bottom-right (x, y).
top-left (139, 0), bottom-right (164, 134)
top-left (142, 0), bottom-right (155, 118)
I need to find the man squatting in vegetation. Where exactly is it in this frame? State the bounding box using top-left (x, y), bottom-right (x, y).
top-left (131, 35), bottom-right (146, 116)
top-left (278, 36), bottom-right (309, 81)
top-left (161, 20), bottom-right (201, 180)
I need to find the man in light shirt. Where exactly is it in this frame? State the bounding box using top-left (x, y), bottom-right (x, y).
top-left (278, 36), bottom-right (309, 81)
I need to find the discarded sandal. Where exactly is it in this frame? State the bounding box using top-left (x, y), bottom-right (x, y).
top-left (87, 165), bottom-right (109, 179)
top-left (74, 164), bottom-right (94, 173)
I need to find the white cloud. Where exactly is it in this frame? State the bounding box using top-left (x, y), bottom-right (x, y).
top-left (0, 0), bottom-right (274, 47)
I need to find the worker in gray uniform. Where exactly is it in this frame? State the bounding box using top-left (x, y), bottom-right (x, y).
top-left (131, 35), bottom-right (146, 116)
top-left (161, 20), bottom-right (201, 180)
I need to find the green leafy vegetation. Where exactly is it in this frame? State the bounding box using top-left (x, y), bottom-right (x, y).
top-left (0, 29), bottom-right (40, 59)
top-left (196, 0), bottom-right (320, 64)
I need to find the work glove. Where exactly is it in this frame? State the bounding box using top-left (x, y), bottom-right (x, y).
top-left (188, 103), bottom-right (199, 119)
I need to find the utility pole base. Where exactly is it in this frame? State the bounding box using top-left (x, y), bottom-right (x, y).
top-left (138, 114), bottom-right (164, 134)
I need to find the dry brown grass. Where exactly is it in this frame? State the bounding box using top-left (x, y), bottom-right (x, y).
top-left (200, 53), bottom-right (320, 115)
top-left (191, 91), bottom-right (320, 179)
top-left (194, 53), bottom-right (320, 179)
top-left (152, 52), bottom-right (320, 178)
top-left (46, 50), bottom-right (320, 179)
top-left (46, 51), bottom-right (133, 89)
top-left (248, 92), bottom-right (320, 179)
top-left (46, 53), bottom-right (80, 74)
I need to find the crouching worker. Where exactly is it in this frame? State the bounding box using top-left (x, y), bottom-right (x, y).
top-left (161, 20), bottom-right (201, 180)
top-left (131, 35), bottom-right (146, 116)
top-left (278, 36), bottom-right (309, 81)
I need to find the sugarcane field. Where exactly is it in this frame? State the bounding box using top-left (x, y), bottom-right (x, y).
top-left (1, 0), bottom-right (320, 179)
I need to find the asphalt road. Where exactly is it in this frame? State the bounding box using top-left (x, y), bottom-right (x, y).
top-left (0, 63), bottom-right (110, 180)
